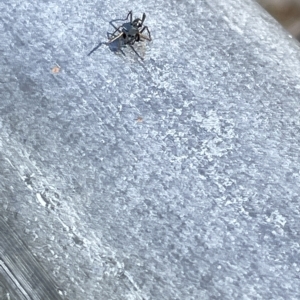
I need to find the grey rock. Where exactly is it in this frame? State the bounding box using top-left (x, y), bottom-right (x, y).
top-left (1, 0), bottom-right (300, 299)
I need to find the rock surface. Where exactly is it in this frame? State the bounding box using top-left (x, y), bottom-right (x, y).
top-left (1, 0), bottom-right (300, 299)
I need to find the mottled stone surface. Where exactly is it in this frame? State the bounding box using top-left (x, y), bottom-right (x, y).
top-left (1, 0), bottom-right (300, 299)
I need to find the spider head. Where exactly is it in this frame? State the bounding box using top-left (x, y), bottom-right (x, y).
top-left (133, 18), bottom-right (142, 27)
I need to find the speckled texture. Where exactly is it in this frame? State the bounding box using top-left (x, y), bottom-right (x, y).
top-left (1, 0), bottom-right (300, 299)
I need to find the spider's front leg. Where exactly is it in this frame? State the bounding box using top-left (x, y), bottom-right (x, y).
top-left (140, 13), bottom-right (146, 26)
top-left (140, 26), bottom-right (152, 41)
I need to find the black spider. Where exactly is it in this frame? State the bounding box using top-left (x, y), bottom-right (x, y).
top-left (108, 11), bottom-right (152, 48)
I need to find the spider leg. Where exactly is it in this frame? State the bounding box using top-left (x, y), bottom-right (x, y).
top-left (88, 42), bottom-right (103, 56)
top-left (141, 13), bottom-right (146, 26)
top-left (129, 44), bottom-right (144, 61)
top-left (108, 32), bottom-right (123, 44)
top-left (139, 33), bottom-right (151, 41)
top-left (120, 48), bottom-right (126, 56)
top-left (125, 11), bottom-right (133, 22)
top-left (140, 26), bottom-right (152, 40)
top-left (108, 25), bottom-right (123, 39)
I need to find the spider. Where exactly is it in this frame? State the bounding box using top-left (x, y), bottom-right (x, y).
top-left (108, 11), bottom-right (152, 57)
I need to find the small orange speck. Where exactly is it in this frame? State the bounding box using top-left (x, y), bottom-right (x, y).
top-left (136, 117), bottom-right (143, 122)
top-left (51, 66), bottom-right (60, 73)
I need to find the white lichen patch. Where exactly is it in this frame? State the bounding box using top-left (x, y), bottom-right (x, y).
top-left (201, 110), bottom-right (221, 134)
top-left (265, 210), bottom-right (287, 228)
